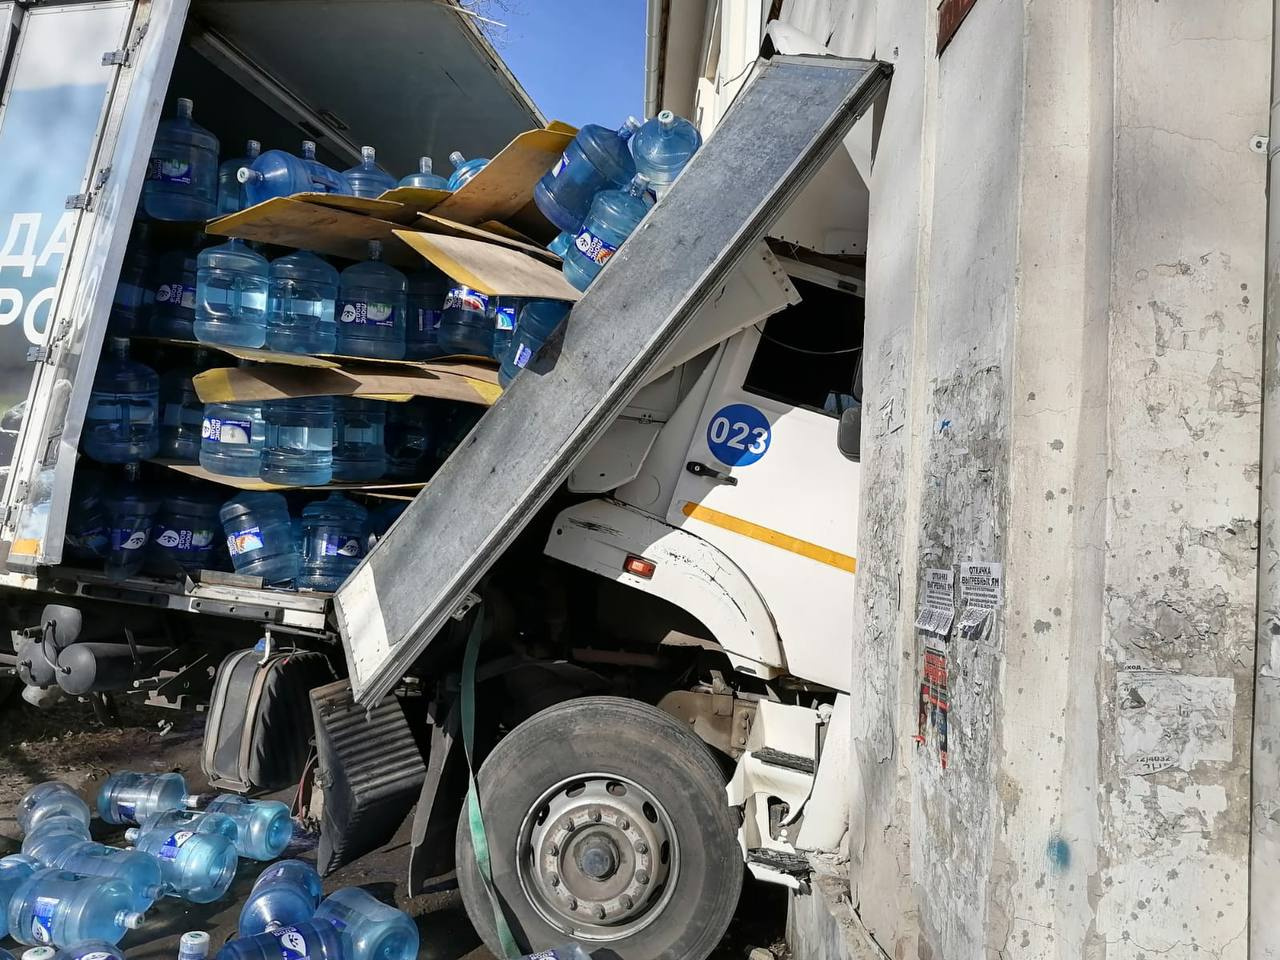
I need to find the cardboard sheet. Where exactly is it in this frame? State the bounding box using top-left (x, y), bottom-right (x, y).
top-left (429, 128), bottom-right (573, 226)
top-left (161, 461), bottom-right (428, 493)
top-left (413, 214), bottom-right (559, 263)
top-left (395, 230), bottom-right (581, 301)
top-left (206, 198), bottom-right (420, 267)
top-left (194, 360), bottom-right (502, 406)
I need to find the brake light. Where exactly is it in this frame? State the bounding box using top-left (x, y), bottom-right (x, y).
top-left (623, 555), bottom-right (656, 578)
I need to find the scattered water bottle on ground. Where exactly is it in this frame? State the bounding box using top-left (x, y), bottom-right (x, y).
top-left (83, 338), bottom-right (159, 464)
top-left (298, 495), bottom-right (368, 592)
top-left (158, 351), bottom-right (213, 462)
top-left (204, 795), bottom-right (293, 861)
top-left (332, 399), bottom-right (386, 482)
top-left (344, 146), bottom-right (397, 199)
top-left (267, 251), bottom-right (339, 355)
top-left (261, 397), bottom-right (335, 486)
top-left (7, 870), bottom-right (145, 947)
top-left (194, 237), bottom-right (270, 348)
top-left (21, 818), bottom-right (90, 865)
top-left (216, 920), bottom-right (348, 960)
top-left (630, 110), bottom-right (702, 197)
top-left (218, 140), bottom-right (262, 216)
top-left (126, 818), bottom-right (237, 904)
top-left (437, 286), bottom-right (492, 356)
top-left (200, 401), bottom-right (266, 478)
top-left (314, 888), bottom-right (418, 960)
top-left (45, 841), bottom-right (163, 910)
top-left (149, 233), bottom-right (204, 340)
top-left (0, 857), bottom-right (38, 938)
top-left (547, 231), bottom-right (573, 260)
top-left (384, 402), bottom-right (434, 480)
top-left (97, 771), bottom-right (193, 825)
top-left (446, 151), bottom-right (489, 191)
top-left (178, 931), bottom-right (211, 960)
top-left (103, 465), bottom-right (160, 580)
top-left (220, 492), bottom-right (299, 586)
top-left (563, 174), bottom-right (653, 291)
top-left (143, 98), bottom-right (218, 221)
top-left (405, 268), bottom-right (450, 359)
top-left (238, 141), bottom-right (353, 205)
top-left (146, 490), bottom-right (221, 576)
top-left (499, 300), bottom-right (572, 386)
top-left (108, 222), bottom-right (154, 336)
top-left (18, 784), bottom-right (90, 835)
top-left (52, 940), bottom-right (126, 960)
top-left (238, 861), bottom-right (322, 937)
top-left (336, 241), bottom-right (407, 359)
top-left (127, 809), bottom-right (237, 847)
top-left (534, 117), bottom-right (639, 234)
top-left (398, 156), bottom-right (448, 190)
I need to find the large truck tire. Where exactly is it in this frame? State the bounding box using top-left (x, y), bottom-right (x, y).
top-left (456, 696), bottom-right (743, 960)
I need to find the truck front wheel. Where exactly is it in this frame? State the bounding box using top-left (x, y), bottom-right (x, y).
top-left (456, 696), bottom-right (743, 960)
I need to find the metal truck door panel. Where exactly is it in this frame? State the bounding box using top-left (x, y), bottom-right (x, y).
top-left (667, 327), bottom-right (859, 691)
top-left (336, 55), bottom-right (891, 705)
top-left (0, 0), bottom-right (187, 568)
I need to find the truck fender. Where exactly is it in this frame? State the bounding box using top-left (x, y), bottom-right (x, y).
top-left (544, 498), bottom-right (786, 680)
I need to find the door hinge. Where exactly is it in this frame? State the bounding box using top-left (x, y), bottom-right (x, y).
top-left (102, 22), bottom-right (148, 67)
top-left (28, 319), bottom-right (71, 363)
top-left (65, 167), bottom-right (111, 212)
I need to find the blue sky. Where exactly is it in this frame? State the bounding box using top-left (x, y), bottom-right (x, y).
top-left (485, 0), bottom-right (648, 128)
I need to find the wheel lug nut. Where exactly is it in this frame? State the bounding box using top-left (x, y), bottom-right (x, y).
top-left (550, 842), bottom-right (559, 856)
top-left (590, 809), bottom-right (602, 823)
top-left (563, 818), bottom-right (575, 833)
top-left (636, 870), bottom-right (650, 885)
top-left (550, 874), bottom-right (560, 887)
top-left (568, 897), bottom-right (578, 910)
top-left (619, 817), bottom-right (630, 830)
top-left (635, 840), bottom-right (649, 855)
top-left (595, 906), bottom-right (607, 920)
top-left (621, 894), bottom-right (634, 909)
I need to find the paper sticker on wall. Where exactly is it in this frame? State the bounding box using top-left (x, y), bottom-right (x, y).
top-left (1117, 668), bottom-right (1235, 775)
top-left (706, 403), bottom-right (771, 467)
top-left (915, 567), bottom-right (956, 635)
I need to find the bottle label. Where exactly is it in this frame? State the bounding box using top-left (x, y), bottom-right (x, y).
top-left (117, 801), bottom-right (136, 819)
top-left (227, 526), bottom-right (265, 556)
top-left (551, 152), bottom-right (569, 178)
top-left (319, 534), bottom-right (364, 558)
top-left (148, 157), bottom-right (193, 186)
top-left (443, 287), bottom-right (489, 314)
top-left (203, 416), bottom-right (253, 445)
top-left (110, 527), bottom-right (149, 551)
top-left (82, 953), bottom-right (115, 960)
top-left (159, 829), bottom-right (195, 860)
top-left (514, 343), bottom-right (534, 370)
top-left (414, 308), bottom-right (441, 335)
top-left (338, 301), bottom-right (396, 328)
top-left (154, 526), bottom-right (216, 552)
top-left (274, 927), bottom-right (310, 960)
top-left (31, 895), bottom-right (60, 943)
top-left (494, 306), bottom-right (517, 332)
top-left (155, 282), bottom-right (197, 310)
top-left (574, 228), bottom-right (617, 266)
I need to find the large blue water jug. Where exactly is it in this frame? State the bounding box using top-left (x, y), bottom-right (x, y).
top-left (147, 489), bottom-right (221, 576)
top-left (336, 241), bottom-right (407, 360)
top-left (0, 857), bottom-right (38, 939)
top-left (547, 230), bottom-right (573, 260)
top-left (143, 98), bottom-right (219, 222)
top-left (83, 338), bottom-right (159, 464)
top-left (446, 151), bottom-right (489, 191)
top-left (158, 350), bottom-right (213, 462)
top-left (218, 140), bottom-right (261, 216)
top-left (563, 174), bottom-right (653, 291)
top-left (630, 110), bottom-right (702, 196)
top-left (204, 795), bottom-right (293, 861)
top-left (298, 494), bottom-right (369, 591)
top-left (103, 465), bottom-right (160, 580)
top-left (17, 784), bottom-right (91, 835)
top-left (489, 297), bottom-right (522, 361)
top-left (194, 237), bottom-right (270, 347)
top-left (384, 401), bottom-right (434, 480)
top-left (437, 286), bottom-right (492, 356)
top-left (21, 817), bottom-right (91, 865)
top-left (238, 861), bottom-right (322, 937)
top-left (65, 470), bottom-right (110, 562)
top-left (399, 157), bottom-right (448, 190)
top-left (405, 267), bottom-right (450, 359)
top-left (332, 398), bottom-right (386, 482)
top-left (314, 887), bottom-right (418, 960)
top-left (267, 251), bottom-right (339, 355)
top-left (97, 771), bottom-right (193, 825)
top-left (238, 141), bottom-right (353, 205)
top-left (200, 401), bottom-right (266, 478)
top-left (261, 396), bottom-right (334, 486)
top-left (534, 117), bottom-right (639, 233)
top-left (7, 870), bottom-right (145, 947)
top-left (219, 492), bottom-right (298, 586)
top-left (53, 941), bottom-right (127, 960)
top-left (108, 222), bottom-right (154, 336)
top-left (46, 842), bottom-right (163, 910)
top-left (344, 146), bottom-right (397, 199)
top-left (126, 809), bottom-right (237, 848)
top-left (217, 921), bottom-right (348, 960)
top-left (149, 233), bottom-right (205, 340)
top-left (127, 818), bottom-right (237, 904)
top-left (499, 299), bottom-right (572, 386)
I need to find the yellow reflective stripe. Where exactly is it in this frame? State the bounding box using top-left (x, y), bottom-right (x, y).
top-left (10, 539), bottom-right (39, 557)
top-left (681, 502), bottom-right (857, 573)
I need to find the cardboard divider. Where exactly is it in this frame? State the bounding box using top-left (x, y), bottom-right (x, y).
top-left (395, 230), bottom-right (582, 301)
top-left (411, 214), bottom-right (559, 263)
top-left (157, 460), bottom-right (427, 493)
top-left (194, 360), bottom-right (502, 406)
top-left (206, 198), bottom-right (420, 267)
top-left (376, 185), bottom-right (453, 218)
top-left (428, 127), bottom-right (573, 226)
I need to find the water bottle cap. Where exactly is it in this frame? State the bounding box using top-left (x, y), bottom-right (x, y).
top-left (657, 109), bottom-right (676, 128)
top-left (629, 173), bottom-right (651, 194)
top-left (236, 166), bottom-right (259, 184)
top-left (362, 145), bottom-right (376, 162)
top-left (302, 140), bottom-right (317, 159)
top-left (122, 911), bottom-right (146, 930)
top-left (449, 150), bottom-right (466, 167)
top-left (247, 139), bottom-right (261, 157)
top-left (621, 116), bottom-right (641, 136)
top-left (176, 97), bottom-right (193, 119)
top-left (368, 239), bottom-right (383, 260)
top-left (123, 827), bottom-right (139, 842)
top-left (419, 156), bottom-right (433, 174)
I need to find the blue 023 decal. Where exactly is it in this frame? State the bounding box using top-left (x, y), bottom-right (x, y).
top-left (706, 403), bottom-right (771, 466)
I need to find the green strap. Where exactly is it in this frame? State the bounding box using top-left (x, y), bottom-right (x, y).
top-left (461, 607), bottom-right (522, 959)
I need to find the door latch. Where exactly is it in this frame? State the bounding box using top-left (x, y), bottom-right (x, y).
top-left (686, 461), bottom-right (737, 485)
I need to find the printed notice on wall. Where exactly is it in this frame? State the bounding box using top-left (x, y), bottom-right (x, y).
top-left (957, 561), bottom-right (1002, 643)
top-left (915, 567), bottom-right (955, 636)
top-left (1117, 669), bottom-right (1235, 775)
